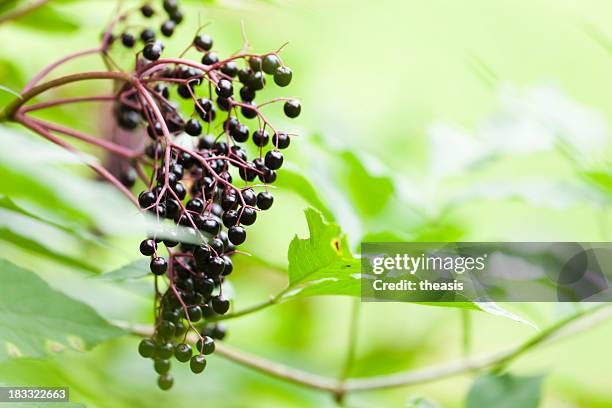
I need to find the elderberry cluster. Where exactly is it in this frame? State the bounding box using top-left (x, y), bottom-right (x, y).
top-left (102, 0), bottom-right (299, 391)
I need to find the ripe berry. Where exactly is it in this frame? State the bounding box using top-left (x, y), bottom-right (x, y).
top-left (174, 321), bottom-right (187, 337)
top-left (162, 308), bottom-right (181, 323)
top-left (284, 99), bottom-right (301, 118)
top-left (121, 32), bottom-right (135, 48)
top-left (240, 86), bottom-right (255, 102)
top-left (140, 239), bottom-right (157, 256)
top-left (158, 320), bottom-right (176, 340)
top-left (174, 343), bottom-right (192, 362)
top-left (161, 20), bottom-right (175, 37)
top-left (177, 83), bottom-right (192, 99)
top-left (212, 324), bottom-right (227, 340)
top-left (217, 97), bottom-right (230, 111)
top-left (154, 84), bottom-right (170, 98)
top-left (274, 66), bottom-right (292, 87)
top-left (150, 257), bottom-right (167, 275)
top-left (186, 198), bottom-right (203, 213)
top-left (262, 54), bottom-right (281, 75)
top-left (221, 61), bottom-right (238, 77)
top-left (216, 79), bottom-right (233, 98)
top-left (184, 118), bottom-right (202, 136)
top-left (117, 109), bottom-right (141, 130)
top-left (163, 0), bottom-right (179, 13)
top-left (201, 51), bottom-right (219, 65)
top-left (260, 168), bottom-right (277, 183)
top-left (222, 256), bottom-right (233, 276)
top-left (209, 237), bottom-right (224, 254)
top-left (196, 336), bottom-right (215, 355)
top-left (157, 373), bottom-right (174, 390)
top-left (252, 129), bottom-right (269, 147)
top-left (194, 276), bottom-right (214, 297)
top-left (228, 226), bottom-right (246, 245)
top-left (138, 338), bottom-right (156, 358)
top-left (239, 207), bottom-right (257, 225)
top-left (190, 355), bottom-right (207, 374)
top-left (140, 4), bottom-right (154, 18)
top-left (237, 68), bottom-right (250, 84)
top-left (248, 56), bottom-right (262, 71)
top-left (265, 150), bottom-right (284, 170)
top-left (143, 42), bottom-right (163, 61)
top-left (187, 305), bottom-right (202, 322)
top-left (221, 192), bottom-right (238, 210)
top-left (239, 163), bottom-right (257, 182)
top-left (241, 188), bottom-right (257, 205)
top-left (138, 191), bottom-right (156, 208)
top-left (241, 102), bottom-right (257, 119)
top-left (194, 34), bottom-right (213, 51)
top-left (247, 71), bottom-right (265, 91)
top-left (140, 28), bottom-right (155, 43)
top-left (154, 358), bottom-right (171, 374)
top-left (256, 192), bottom-right (274, 210)
top-left (272, 132), bottom-right (290, 149)
top-left (231, 123), bottom-right (250, 143)
top-left (206, 256), bottom-right (225, 277)
top-left (222, 209), bottom-right (238, 228)
top-left (170, 9), bottom-right (183, 24)
top-left (212, 295), bottom-right (230, 314)
top-left (202, 219), bottom-right (221, 235)
top-left (156, 342), bottom-right (174, 359)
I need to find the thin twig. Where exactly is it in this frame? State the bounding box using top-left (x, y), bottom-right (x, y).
top-left (0, 0), bottom-right (51, 25)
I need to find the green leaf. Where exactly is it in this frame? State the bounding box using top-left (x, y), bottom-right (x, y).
top-left (97, 259), bottom-right (150, 281)
top-left (466, 373), bottom-right (544, 408)
top-left (406, 396), bottom-right (440, 408)
top-left (0, 259), bottom-right (125, 362)
top-left (283, 208), bottom-right (360, 299)
top-left (14, 5), bottom-right (79, 32)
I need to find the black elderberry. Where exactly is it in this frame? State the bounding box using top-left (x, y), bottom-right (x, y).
top-left (186, 198), bottom-right (204, 213)
top-left (228, 225), bottom-right (246, 245)
top-left (284, 99), bottom-right (301, 118)
top-left (241, 102), bottom-right (258, 119)
top-left (161, 20), bottom-right (175, 37)
top-left (247, 71), bottom-right (265, 91)
top-left (201, 302), bottom-right (216, 318)
top-left (212, 295), bottom-right (230, 314)
top-left (274, 66), bottom-right (292, 87)
top-left (156, 342), bottom-right (174, 359)
top-left (240, 86), bottom-right (255, 102)
top-left (170, 9), bottom-right (183, 24)
top-left (140, 239), bottom-right (157, 256)
top-left (217, 96), bottom-right (231, 111)
top-left (146, 122), bottom-right (162, 139)
top-left (221, 61), bottom-right (238, 77)
top-left (117, 109), bottom-right (141, 130)
top-left (139, 191), bottom-right (156, 208)
top-left (177, 83), bottom-right (192, 99)
top-left (248, 56), bottom-right (262, 71)
top-left (170, 163), bottom-right (184, 178)
top-left (121, 32), bottom-right (135, 48)
top-left (256, 191), bottom-right (274, 210)
top-left (221, 256), bottom-right (233, 276)
top-left (158, 320), bottom-right (176, 340)
top-left (194, 34), bottom-right (213, 51)
top-left (253, 157), bottom-right (265, 170)
top-left (176, 277), bottom-right (193, 292)
top-left (163, 0), bottom-right (179, 13)
top-left (252, 129), bottom-right (269, 147)
top-left (237, 68), bottom-right (250, 84)
top-left (150, 257), bottom-right (167, 275)
top-left (265, 150), bottom-right (284, 170)
top-left (262, 54), bottom-right (281, 75)
top-left (231, 123), bottom-right (249, 143)
top-left (174, 343), bottom-right (192, 362)
top-left (162, 308), bottom-right (181, 323)
top-left (194, 276), bottom-right (214, 297)
top-left (239, 207), bottom-right (257, 225)
top-left (260, 168), bottom-right (277, 183)
top-left (221, 192), bottom-right (238, 210)
top-left (158, 373), bottom-right (174, 390)
top-left (184, 118), bottom-right (202, 136)
top-left (140, 4), bottom-right (155, 18)
top-left (272, 132), bottom-right (290, 149)
top-left (202, 219), bottom-right (221, 235)
top-left (154, 83), bottom-right (170, 99)
top-left (241, 188), bottom-right (257, 206)
top-left (222, 209), bottom-right (238, 228)
top-left (165, 198), bottom-right (180, 219)
top-left (216, 79), bottom-right (233, 98)
top-left (198, 134), bottom-right (216, 149)
top-left (196, 336), bottom-right (216, 355)
top-left (138, 338), bottom-right (156, 358)
top-left (143, 42), bottom-right (163, 61)
top-left (201, 51), bottom-right (219, 65)
top-left (209, 237), bottom-right (224, 254)
top-left (186, 305), bottom-right (202, 322)
top-left (174, 321), bottom-right (187, 337)
top-left (173, 182), bottom-right (186, 200)
top-left (190, 355), bottom-right (207, 374)
top-left (206, 256), bottom-right (225, 276)
top-left (154, 358), bottom-right (171, 374)
top-left (239, 163), bottom-right (257, 182)
top-left (140, 28), bottom-right (156, 43)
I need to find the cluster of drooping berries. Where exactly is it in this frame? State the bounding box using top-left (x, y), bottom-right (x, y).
top-left (103, 0), bottom-right (299, 390)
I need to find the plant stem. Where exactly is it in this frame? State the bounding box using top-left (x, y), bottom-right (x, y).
top-left (209, 294), bottom-right (282, 322)
top-left (0, 0), bottom-right (51, 25)
top-left (119, 304), bottom-right (612, 396)
top-left (335, 299), bottom-right (362, 404)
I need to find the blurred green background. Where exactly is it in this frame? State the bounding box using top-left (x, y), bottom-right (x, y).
top-left (0, 0), bottom-right (611, 407)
